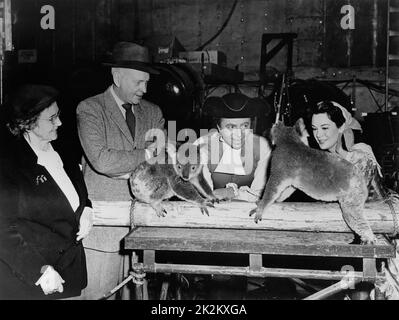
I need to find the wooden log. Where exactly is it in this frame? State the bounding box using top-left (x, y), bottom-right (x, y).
top-left (92, 201), bottom-right (132, 226)
top-left (91, 199), bottom-right (399, 235)
top-left (131, 200), bottom-right (399, 235)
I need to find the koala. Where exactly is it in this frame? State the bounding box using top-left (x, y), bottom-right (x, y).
top-left (250, 118), bottom-right (377, 244)
top-left (129, 143), bottom-right (217, 217)
top-left (173, 145), bottom-right (219, 203)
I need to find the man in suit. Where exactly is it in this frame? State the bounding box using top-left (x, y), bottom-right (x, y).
top-left (76, 42), bottom-right (165, 299)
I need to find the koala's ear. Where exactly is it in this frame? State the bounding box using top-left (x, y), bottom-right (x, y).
top-left (294, 118), bottom-right (306, 136)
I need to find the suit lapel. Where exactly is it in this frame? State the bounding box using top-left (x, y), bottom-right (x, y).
top-left (102, 87), bottom-right (134, 146)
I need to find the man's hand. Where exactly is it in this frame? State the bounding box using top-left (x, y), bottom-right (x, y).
top-left (35, 266), bottom-right (65, 295)
top-left (76, 207), bottom-right (94, 241)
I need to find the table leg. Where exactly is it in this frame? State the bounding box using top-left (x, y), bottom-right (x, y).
top-left (121, 253), bottom-right (131, 300)
top-left (143, 279), bottom-right (149, 300)
top-left (363, 258), bottom-right (377, 281)
top-left (131, 251), bottom-right (145, 300)
top-left (160, 278), bottom-right (170, 300)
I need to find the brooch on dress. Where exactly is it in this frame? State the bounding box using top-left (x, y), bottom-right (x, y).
top-left (36, 174), bottom-right (47, 185)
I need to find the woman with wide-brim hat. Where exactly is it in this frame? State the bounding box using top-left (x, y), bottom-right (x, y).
top-left (195, 92), bottom-right (271, 202)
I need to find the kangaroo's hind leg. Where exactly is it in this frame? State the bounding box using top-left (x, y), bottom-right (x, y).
top-left (250, 175), bottom-right (293, 223)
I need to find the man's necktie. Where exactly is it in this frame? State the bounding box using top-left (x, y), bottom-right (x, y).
top-left (122, 103), bottom-right (136, 140)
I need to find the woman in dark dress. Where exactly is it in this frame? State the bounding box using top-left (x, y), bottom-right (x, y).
top-left (0, 85), bottom-right (93, 299)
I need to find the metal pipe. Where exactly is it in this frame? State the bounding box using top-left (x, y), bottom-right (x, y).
top-left (303, 277), bottom-right (361, 300)
top-left (146, 263), bottom-right (378, 282)
top-left (322, 0), bottom-right (327, 63)
top-left (386, 0), bottom-right (391, 112)
top-left (0, 57), bottom-right (3, 105)
top-left (98, 274), bottom-right (135, 300)
top-left (72, 0), bottom-right (76, 65)
top-left (289, 277), bottom-right (321, 293)
top-left (4, 0), bottom-right (12, 51)
top-left (91, 0), bottom-right (96, 62)
top-left (351, 75), bottom-right (356, 112)
top-left (1, 0), bottom-right (12, 105)
top-left (372, 0), bottom-right (378, 67)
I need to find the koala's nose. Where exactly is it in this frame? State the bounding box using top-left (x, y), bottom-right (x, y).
top-left (182, 171), bottom-right (190, 180)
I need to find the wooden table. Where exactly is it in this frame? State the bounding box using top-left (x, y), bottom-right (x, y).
top-left (122, 200), bottom-right (397, 300)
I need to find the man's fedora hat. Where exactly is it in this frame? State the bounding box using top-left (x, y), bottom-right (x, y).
top-left (203, 92), bottom-right (266, 118)
top-left (103, 42), bottom-right (159, 74)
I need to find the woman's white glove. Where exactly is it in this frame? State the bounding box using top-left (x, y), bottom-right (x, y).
top-left (76, 206), bottom-right (94, 241)
top-left (35, 265), bottom-right (65, 295)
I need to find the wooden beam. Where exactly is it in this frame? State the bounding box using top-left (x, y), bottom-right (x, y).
top-left (92, 200), bottom-right (399, 236)
top-left (130, 200), bottom-right (399, 235)
top-left (143, 250), bottom-right (155, 266)
top-left (124, 227), bottom-right (395, 258)
top-left (92, 201), bottom-right (132, 226)
top-left (363, 258), bottom-right (378, 281)
top-left (249, 254), bottom-right (262, 272)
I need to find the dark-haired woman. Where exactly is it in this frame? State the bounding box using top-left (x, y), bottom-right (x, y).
top-left (311, 100), bottom-right (381, 185)
top-left (195, 93), bottom-right (271, 202)
top-left (311, 101), bottom-right (399, 300)
top-left (0, 85), bottom-right (92, 299)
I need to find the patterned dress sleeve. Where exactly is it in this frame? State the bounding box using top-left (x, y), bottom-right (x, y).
top-left (344, 143), bottom-right (381, 184)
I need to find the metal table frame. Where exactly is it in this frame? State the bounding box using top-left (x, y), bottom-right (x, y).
top-left (124, 227), bottom-right (395, 300)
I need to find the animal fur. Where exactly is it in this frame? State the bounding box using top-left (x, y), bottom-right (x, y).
top-left (250, 119), bottom-right (377, 244)
top-left (129, 143), bottom-right (217, 217)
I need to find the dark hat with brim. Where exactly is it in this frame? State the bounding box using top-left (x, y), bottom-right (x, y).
top-left (103, 42), bottom-right (159, 74)
top-left (5, 84), bottom-right (59, 122)
top-left (203, 93), bottom-right (266, 118)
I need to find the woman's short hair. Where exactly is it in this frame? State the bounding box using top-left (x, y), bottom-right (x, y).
top-left (314, 100), bottom-right (346, 128)
top-left (5, 85), bottom-right (59, 137)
